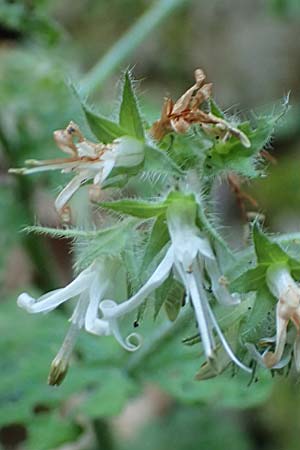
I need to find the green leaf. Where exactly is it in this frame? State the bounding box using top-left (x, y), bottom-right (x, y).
top-left (84, 107), bottom-right (126, 143)
top-left (119, 71), bottom-right (144, 139)
top-left (195, 322), bottom-right (241, 380)
top-left (241, 286), bottom-right (275, 343)
top-left (164, 284), bottom-right (185, 322)
top-left (76, 220), bottom-right (137, 269)
top-left (99, 191), bottom-right (197, 221)
top-left (79, 369), bottom-right (137, 418)
top-left (253, 230), bottom-right (300, 280)
top-left (99, 199), bottom-right (167, 218)
top-left (155, 368), bottom-right (273, 409)
top-left (253, 223), bottom-right (289, 265)
top-left (164, 133), bottom-right (205, 171)
top-left (154, 275), bottom-right (184, 321)
top-left (25, 221), bottom-right (137, 271)
top-left (230, 265), bottom-right (267, 292)
top-left (0, 298), bottom-right (138, 426)
top-left (231, 225), bottom-right (300, 294)
top-left (26, 412), bottom-right (80, 450)
top-left (71, 84), bottom-right (126, 143)
top-left (165, 191), bottom-right (195, 205)
top-left (204, 103), bottom-right (287, 177)
top-left (143, 144), bottom-right (183, 177)
top-left (121, 405), bottom-right (252, 450)
top-left (70, 83), bottom-right (127, 144)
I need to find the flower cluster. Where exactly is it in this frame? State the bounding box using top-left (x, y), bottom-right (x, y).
top-left (11, 67), bottom-right (291, 385)
top-left (17, 195), bottom-right (251, 384)
top-left (98, 199), bottom-right (251, 373)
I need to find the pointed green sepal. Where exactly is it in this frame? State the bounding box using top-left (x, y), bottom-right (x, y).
top-left (205, 99), bottom-right (289, 178)
top-left (230, 224), bottom-right (300, 294)
top-left (119, 71), bottom-right (144, 140)
top-left (140, 215), bottom-right (169, 275)
top-left (143, 144), bottom-right (184, 177)
top-left (231, 265), bottom-right (267, 292)
top-left (253, 223), bottom-right (289, 265)
top-left (191, 294), bottom-right (255, 379)
top-left (209, 98), bottom-right (225, 118)
top-left (84, 107), bottom-right (126, 143)
top-left (99, 192), bottom-right (196, 220)
top-left (71, 82), bottom-right (126, 143)
top-left (75, 220), bottom-right (138, 269)
top-left (98, 199), bottom-right (167, 218)
top-left (240, 286), bottom-right (275, 343)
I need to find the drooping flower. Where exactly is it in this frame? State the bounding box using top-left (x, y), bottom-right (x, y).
top-left (98, 198), bottom-right (251, 372)
top-left (17, 257), bottom-right (142, 384)
top-left (9, 122), bottom-right (144, 217)
top-left (248, 263), bottom-right (300, 371)
top-left (150, 68), bottom-right (250, 148)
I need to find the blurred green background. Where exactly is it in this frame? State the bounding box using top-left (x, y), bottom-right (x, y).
top-left (1, 0), bottom-right (300, 449)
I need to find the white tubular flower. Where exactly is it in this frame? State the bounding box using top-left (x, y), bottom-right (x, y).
top-left (17, 258), bottom-right (142, 384)
top-left (254, 264), bottom-right (300, 371)
top-left (99, 200), bottom-right (251, 372)
top-left (9, 122), bottom-right (144, 216)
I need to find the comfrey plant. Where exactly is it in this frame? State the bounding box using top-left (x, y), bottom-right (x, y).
top-left (11, 68), bottom-right (297, 385)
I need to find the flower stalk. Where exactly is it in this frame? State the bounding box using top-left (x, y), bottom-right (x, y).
top-left (81, 0), bottom-right (189, 94)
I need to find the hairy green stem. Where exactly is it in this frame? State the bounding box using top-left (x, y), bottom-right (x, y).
top-left (81, 0), bottom-right (188, 95)
top-left (126, 306), bottom-right (192, 374)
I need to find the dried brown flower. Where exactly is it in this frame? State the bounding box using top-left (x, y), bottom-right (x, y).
top-left (150, 69), bottom-right (250, 148)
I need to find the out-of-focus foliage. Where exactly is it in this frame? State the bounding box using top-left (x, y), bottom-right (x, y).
top-left (1, 292), bottom-right (275, 426)
top-left (0, 49), bottom-right (81, 164)
top-left (269, 0), bottom-right (300, 17)
top-left (0, 297), bottom-right (135, 425)
top-left (0, 49), bottom-right (83, 285)
top-left (120, 405), bottom-right (252, 450)
top-left (0, 0), bottom-right (62, 44)
top-left (1, 0), bottom-right (300, 449)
